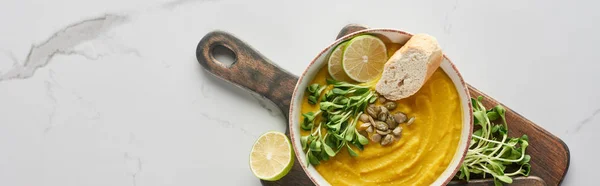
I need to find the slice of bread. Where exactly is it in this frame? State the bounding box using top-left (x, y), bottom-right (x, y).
top-left (375, 34), bottom-right (443, 101)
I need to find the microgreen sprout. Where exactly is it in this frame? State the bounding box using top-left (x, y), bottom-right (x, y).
top-left (457, 96), bottom-right (531, 186)
top-left (301, 79), bottom-right (375, 166)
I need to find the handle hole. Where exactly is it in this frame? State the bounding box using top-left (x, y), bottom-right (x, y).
top-left (211, 45), bottom-right (237, 68)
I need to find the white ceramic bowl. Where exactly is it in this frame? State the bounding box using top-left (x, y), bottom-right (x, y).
top-left (288, 28), bottom-right (474, 186)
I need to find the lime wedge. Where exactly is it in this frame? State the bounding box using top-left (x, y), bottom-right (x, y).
top-left (249, 131), bottom-right (294, 181)
top-left (342, 35), bottom-right (388, 83)
top-left (328, 42), bottom-right (353, 82)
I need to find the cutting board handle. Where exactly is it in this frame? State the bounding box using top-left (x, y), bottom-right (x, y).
top-left (335, 24), bottom-right (370, 39)
top-left (196, 31), bottom-right (298, 119)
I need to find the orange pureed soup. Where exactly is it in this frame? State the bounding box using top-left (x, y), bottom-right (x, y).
top-left (300, 45), bottom-right (462, 185)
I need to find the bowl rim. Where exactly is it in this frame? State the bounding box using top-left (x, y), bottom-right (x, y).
top-left (288, 28), bottom-right (473, 186)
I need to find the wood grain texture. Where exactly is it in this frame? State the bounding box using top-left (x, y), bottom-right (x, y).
top-left (196, 31), bottom-right (297, 119)
top-left (195, 25), bottom-right (569, 186)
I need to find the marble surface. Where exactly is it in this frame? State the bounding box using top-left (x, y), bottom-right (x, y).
top-left (1, 0), bottom-right (598, 185)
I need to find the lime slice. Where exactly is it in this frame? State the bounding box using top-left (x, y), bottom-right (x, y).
top-left (327, 42), bottom-right (353, 82)
top-left (342, 35), bottom-right (388, 82)
top-left (249, 131), bottom-right (294, 181)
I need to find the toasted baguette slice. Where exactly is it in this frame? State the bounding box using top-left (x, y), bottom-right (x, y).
top-left (375, 34), bottom-right (443, 101)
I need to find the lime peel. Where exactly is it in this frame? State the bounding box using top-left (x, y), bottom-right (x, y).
top-left (341, 35), bottom-right (388, 83)
top-left (328, 41), bottom-right (353, 82)
top-left (249, 131), bottom-right (294, 181)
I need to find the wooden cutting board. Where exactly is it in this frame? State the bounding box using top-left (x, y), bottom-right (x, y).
top-left (195, 24), bottom-right (570, 186)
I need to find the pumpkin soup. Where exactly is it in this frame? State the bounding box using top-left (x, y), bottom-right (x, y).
top-left (300, 66), bottom-right (462, 185)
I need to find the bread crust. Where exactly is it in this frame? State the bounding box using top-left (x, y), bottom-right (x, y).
top-left (375, 34), bottom-right (443, 101)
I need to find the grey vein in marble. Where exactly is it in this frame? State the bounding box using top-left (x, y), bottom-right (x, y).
top-left (240, 127), bottom-right (258, 138)
top-left (200, 113), bottom-right (258, 137)
top-left (59, 48), bottom-right (140, 61)
top-left (0, 14), bottom-right (128, 82)
top-left (124, 153), bottom-right (142, 186)
top-left (200, 113), bottom-right (233, 128)
top-left (43, 70), bottom-right (60, 134)
top-left (162, 0), bottom-right (217, 9)
top-left (443, 0), bottom-right (459, 34)
top-left (573, 108), bottom-right (600, 132)
top-left (42, 70), bottom-right (102, 134)
top-left (159, 60), bottom-right (172, 69)
top-left (124, 132), bottom-right (142, 186)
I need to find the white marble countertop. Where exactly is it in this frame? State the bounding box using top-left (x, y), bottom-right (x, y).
top-left (1, 0), bottom-right (598, 185)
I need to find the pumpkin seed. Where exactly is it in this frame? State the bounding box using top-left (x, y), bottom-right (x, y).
top-left (407, 117), bottom-right (415, 125)
top-left (379, 105), bottom-right (389, 115)
top-left (366, 126), bottom-right (374, 133)
top-left (376, 129), bottom-right (391, 135)
top-left (370, 133), bottom-right (382, 143)
top-left (393, 112), bottom-right (407, 124)
top-left (367, 104), bottom-right (380, 118)
top-left (359, 114), bottom-right (370, 123)
top-left (377, 111), bottom-right (388, 121)
top-left (381, 134), bottom-right (394, 146)
top-left (392, 126), bottom-right (403, 137)
top-left (384, 102), bottom-right (397, 110)
top-left (386, 115), bottom-right (397, 129)
top-left (374, 121), bottom-right (389, 131)
top-left (358, 122), bottom-right (371, 131)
